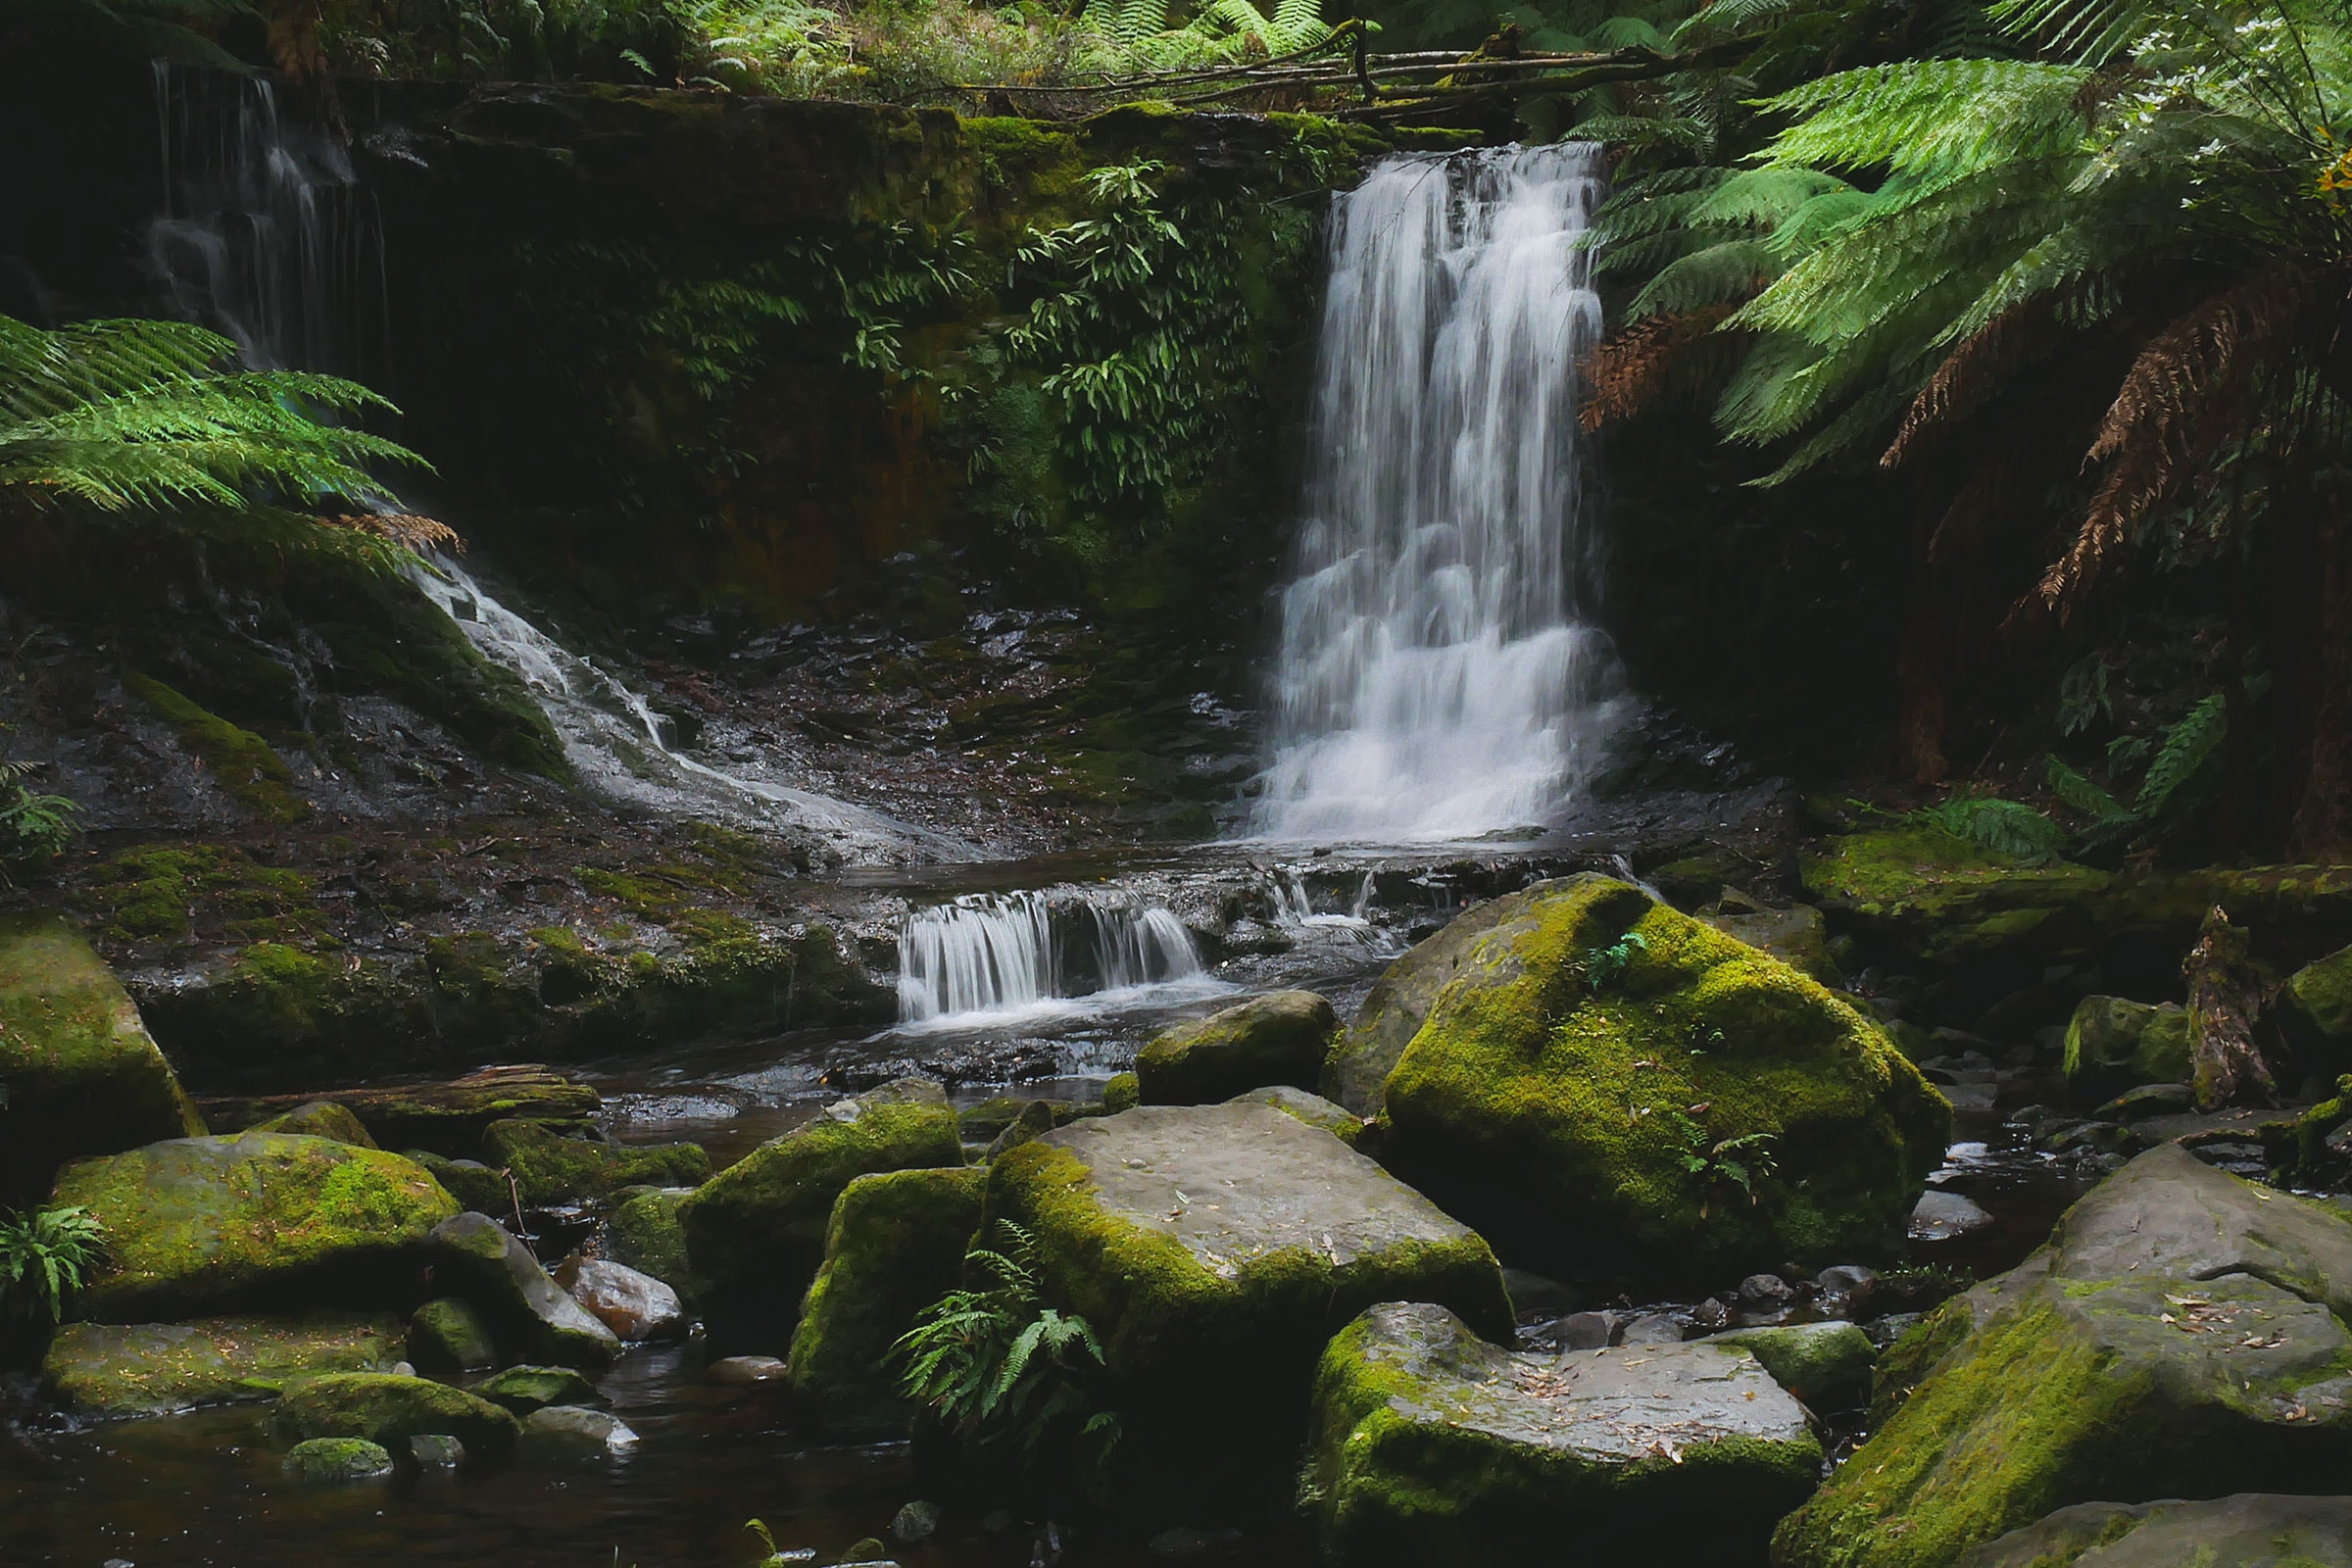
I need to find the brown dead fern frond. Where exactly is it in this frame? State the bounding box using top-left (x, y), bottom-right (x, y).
top-left (320, 512), bottom-right (463, 553)
top-left (2034, 262), bottom-right (2327, 617)
top-left (1885, 301), bottom-right (2054, 469)
top-left (1581, 305), bottom-right (1738, 431)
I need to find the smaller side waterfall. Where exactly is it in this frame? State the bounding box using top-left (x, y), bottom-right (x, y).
top-left (898, 892), bottom-right (1209, 1025)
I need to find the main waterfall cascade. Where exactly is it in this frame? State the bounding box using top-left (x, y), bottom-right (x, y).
top-left (1251, 145), bottom-right (1626, 845)
top-left (142, 69), bottom-right (932, 861)
top-left (896, 892), bottom-right (1217, 1026)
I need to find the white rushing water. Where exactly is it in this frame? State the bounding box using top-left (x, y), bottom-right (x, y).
top-left (897, 891), bottom-right (1216, 1027)
top-left (144, 69), bottom-right (934, 861)
top-left (1250, 145), bottom-right (1623, 845)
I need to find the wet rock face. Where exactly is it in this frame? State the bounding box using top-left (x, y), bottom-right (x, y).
top-left (983, 1102), bottom-right (1511, 1513)
top-left (273, 1372), bottom-right (520, 1457)
top-left (789, 1164), bottom-right (987, 1439)
top-left (1779, 1147), bottom-right (2352, 1568)
top-left (52, 1133), bottom-right (458, 1322)
top-left (43, 1313), bottom-right (405, 1418)
top-left (560, 1257), bottom-right (684, 1343)
top-left (203, 1067), bottom-right (602, 1159)
top-left (1957, 1494), bottom-right (2352, 1568)
top-left (423, 1211), bottom-right (620, 1369)
top-left (1224, 1085), bottom-right (1365, 1147)
top-left (678, 1077), bottom-right (962, 1319)
top-left (0, 912), bottom-right (206, 1201)
top-left (1306, 1301), bottom-right (1821, 1567)
top-left (1372, 874), bottom-right (1950, 1285)
top-left (474, 1364), bottom-right (602, 1415)
top-left (1135, 990), bottom-right (1337, 1105)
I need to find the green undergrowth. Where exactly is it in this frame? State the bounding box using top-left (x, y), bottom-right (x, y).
top-left (75, 844), bottom-right (326, 947)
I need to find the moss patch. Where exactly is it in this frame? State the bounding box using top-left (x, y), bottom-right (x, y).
top-left (273, 1371), bottom-right (520, 1457)
top-left (478, 1119), bottom-right (709, 1204)
top-left (124, 671), bottom-right (309, 823)
top-left (43, 1312), bottom-right (404, 1417)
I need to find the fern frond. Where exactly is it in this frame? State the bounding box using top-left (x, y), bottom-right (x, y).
top-left (1756, 59), bottom-right (2090, 181)
top-left (2135, 695), bottom-right (2227, 817)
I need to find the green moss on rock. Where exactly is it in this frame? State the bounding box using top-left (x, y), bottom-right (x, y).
top-left (2062, 997), bottom-right (2191, 1106)
top-left (283, 1436), bottom-right (395, 1482)
top-left (678, 1078), bottom-right (961, 1309)
top-left (273, 1372), bottom-right (520, 1457)
top-left (123, 671), bottom-right (308, 824)
top-left (1377, 875), bottom-right (1949, 1284)
top-left (43, 1312), bottom-right (403, 1417)
top-left (605, 1186), bottom-right (696, 1295)
top-left (1226, 1085), bottom-right (1366, 1147)
top-left (407, 1297), bottom-right (496, 1375)
top-left (478, 1119), bottom-right (710, 1204)
top-left (789, 1164), bottom-right (986, 1437)
top-left (1102, 1071), bottom-right (1140, 1113)
top-left (1708, 1320), bottom-right (1877, 1409)
top-left (1136, 989), bottom-right (1336, 1104)
top-left (474, 1363), bottom-right (601, 1414)
top-left (0, 912), bottom-right (207, 1200)
top-left (252, 1101), bottom-right (378, 1148)
top-left (424, 1210), bottom-right (620, 1369)
top-left (52, 1133), bottom-right (458, 1322)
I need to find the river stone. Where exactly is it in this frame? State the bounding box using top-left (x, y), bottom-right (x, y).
top-left (790, 1164), bottom-right (986, 1437)
top-left (43, 1312), bottom-right (403, 1417)
top-left (705, 1354), bottom-right (787, 1386)
top-left (1374, 875), bottom-right (1950, 1284)
top-left (2062, 996), bottom-right (2192, 1105)
top-left (1225, 1085), bottom-right (1365, 1147)
top-left (250, 1101), bottom-right (378, 1148)
top-left (521, 1404), bottom-right (640, 1454)
top-left (1707, 1319), bottom-right (1877, 1409)
top-left (475, 1363), bottom-right (603, 1414)
top-left (678, 1077), bottom-right (961, 1309)
top-left (1957, 1494), bottom-right (2352, 1568)
top-left (0, 912), bottom-right (207, 1200)
top-left (1307, 1301), bottom-right (1821, 1565)
top-left (983, 1102), bottom-right (1512, 1511)
top-left (407, 1151), bottom-right (510, 1215)
top-left (282, 1436), bottom-right (394, 1483)
top-left (408, 1433), bottom-right (466, 1469)
top-left (200, 1065), bottom-right (601, 1158)
top-left (560, 1256), bottom-right (684, 1342)
top-left (1135, 991), bottom-right (1337, 1104)
top-left (424, 1211), bottom-right (619, 1369)
top-left (981, 1099), bottom-right (1056, 1160)
top-left (1910, 1188), bottom-right (1996, 1241)
top-left (52, 1133), bottom-right (458, 1322)
top-left (1777, 1146), bottom-right (2352, 1568)
top-left (479, 1119), bottom-right (710, 1205)
top-left (273, 1372), bottom-right (519, 1457)
top-left (407, 1297), bottom-right (497, 1374)
top-left (2278, 946), bottom-right (2352, 1082)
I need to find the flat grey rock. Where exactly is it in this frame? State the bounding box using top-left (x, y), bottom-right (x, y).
top-left (1958, 1494), bottom-right (2352, 1567)
top-left (1911, 1189), bottom-right (1996, 1241)
top-left (521, 1405), bottom-right (640, 1454)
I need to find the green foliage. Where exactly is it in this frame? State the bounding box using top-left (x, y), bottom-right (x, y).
top-left (1668, 1110), bottom-right (1779, 1201)
top-left (1084, 0), bottom-right (1330, 70)
top-left (0, 1206), bottom-right (105, 1324)
top-left (0, 760), bottom-right (79, 864)
top-left (2133, 693), bottom-right (2226, 818)
top-left (1912, 790), bottom-right (2070, 861)
top-left (1585, 928), bottom-right (1650, 989)
top-left (893, 1219), bottom-right (1120, 1479)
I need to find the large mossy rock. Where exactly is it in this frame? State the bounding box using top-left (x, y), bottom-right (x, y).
top-left (407, 1297), bottom-right (496, 1374)
top-left (272, 1371), bottom-right (520, 1457)
top-left (789, 1164), bottom-right (987, 1437)
top-left (2276, 945), bottom-right (2352, 1082)
top-left (43, 1312), bottom-right (403, 1418)
top-left (0, 912), bottom-right (206, 1200)
top-left (1306, 1301), bottom-right (1820, 1566)
top-left (1373, 875), bottom-right (1949, 1284)
top-left (249, 1101), bottom-right (378, 1148)
top-left (983, 1102), bottom-right (1513, 1513)
top-left (678, 1078), bottom-right (961, 1313)
top-left (605, 1186), bottom-right (696, 1296)
top-left (2062, 996), bottom-right (2191, 1105)
top-left (424, 1211), bottom-right (619, 1369)
top-left (200, 1066), bottom-right (602, 1158)
top-left (1956, 1494), bottom-right (2352, 1568)
top-left (1776, 1146), bottom-right (2352, 1568)
top-left (479, 1119), bottom-right (710, 1204)
top-left (52, 1133), bottom-right (458, 1321)
top-left (1135, 991), bottom-right (1336, 1105)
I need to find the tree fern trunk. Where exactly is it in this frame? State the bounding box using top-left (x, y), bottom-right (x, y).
top-left (2184, 906), bottom-right (2276, 1112)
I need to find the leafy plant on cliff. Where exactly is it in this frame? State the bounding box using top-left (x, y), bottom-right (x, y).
top-left (0, 1205), bottom-right (105, 1324)
top-left (0, 314), bottom-right (442, 558)
top-left (894, 1219), bottom-right (1121, 1481)
top-left (0, 760), bottom-right (79, 865)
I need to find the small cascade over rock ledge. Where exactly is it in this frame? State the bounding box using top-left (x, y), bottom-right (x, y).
top-left (896, 890), bottom-right (1215, 1027)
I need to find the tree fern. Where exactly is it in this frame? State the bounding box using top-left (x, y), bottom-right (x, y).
top-left (2134, 694), bottom-right (2227, 817)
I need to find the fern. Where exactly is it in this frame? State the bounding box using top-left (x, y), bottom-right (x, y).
top-left (2133, 694), bottom-right (2226, 818)
top-left (0, 760), bottom-right (80, 863)
top-left (1586, 929), bottom-right (1650, 989)
top-left (1915, 790), bottom-right (2071, 860)
top-left (0, 1206), bottom-right (105, 1324)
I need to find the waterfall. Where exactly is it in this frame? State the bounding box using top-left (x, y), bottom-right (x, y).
top-left (1250, 145), bottom-right (1623, 845)
top-left (897, 891), bottom-right (1212, 1026)
top-left (140, 69), bottom-right (933, 860)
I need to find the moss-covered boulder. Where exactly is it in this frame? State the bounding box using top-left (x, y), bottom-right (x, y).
top-left (43, 1312), bottom-right (403, 1418)
top-left (605, 1186), bottom-right (696, 1296)
top-left (424, 1211), bottom-right (619, 1368)
top-left (479, 1119), bottom-right (710, 1205)
top-left (0, 912), bottom-right (206, 1200)
top-left (1696, 901), bottom-right (1840, 983)
top-left (789, 1164), bottom-right (987, 1437)
top-left (2276, 945), bottom-right (2352, 1082)
top-left (1775, 1146), bottom-right (2352, 1568)
top-left (283, 1436), bottom-right (395, 1482)
top-left (2061, 996), bottom-right (2191, 1105)
top-left (1708, 1319), bottom-right (1877, 1409)
top-left (983, 1102), bottom-right (1512, 1513)
top-left (1135, 991), bottom-right (1336, 1104)
top-left (52, 1133), bottom-right (458, 1321)
top-left (273, 1371), bottom-right (520, 1457)
top-left (1102, 1071), bottom-right (1140, 1113)
top-left (407, 1297), bottom-right (496, 1375)
top-left (1374, 875), bottom-right (1948, 1284)
top-left (250, 1101), bottom-right (377, 1148)
top-left (407, 1151), bottom-right (509, 1214)
top-left (678, 1078), bottom-right (961, 1314)
top-left (1306, 1301), bottom-right (1820, 1566)
top-left (474, 1363), bottom-right (601, 1414)
top-left (202, 1066), bottom-right (602, 1158)
top-left (1956, 1494), bottom-right (2352, 1568)
top-left (1226, 1085), bottom-right (1365, 1147)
